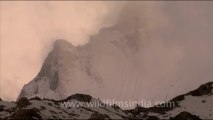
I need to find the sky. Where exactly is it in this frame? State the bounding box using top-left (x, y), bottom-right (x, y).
top-left (1, 1), bottom-right (213, 101)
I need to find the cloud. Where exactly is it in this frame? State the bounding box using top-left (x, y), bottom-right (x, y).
top-left (0, 1), bottom-right (124, 101)
top-left (121, 2), bottom-right (213, 101)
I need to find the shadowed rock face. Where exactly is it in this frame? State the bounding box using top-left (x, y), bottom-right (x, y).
top-left (170, 111), bottom-right (201, 120)
top-left (49, 71), bottom-right (59, 90)
top-left (17, 97), bottom-right (31, 108)
top-left (11, 108), bottom-right (42, 120)
top-left (35, 39), bottom-right (69, 89)
top-left (89, 113), bottom-right (110, 120)
top-left (61, 94), bottom-right (92, 103)
top-left (187, 82), bottom-right (213, 96)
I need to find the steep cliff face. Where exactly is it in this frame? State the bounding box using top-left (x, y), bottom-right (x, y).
top-left (18, 39), bottom-right (103, 100)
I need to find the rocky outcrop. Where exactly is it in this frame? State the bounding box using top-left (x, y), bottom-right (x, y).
top-left (59, 94), bottom-right (92, 103)
top-left (126, 82), bottom-right (213, 119)
top-left (11, 108), bottom-right (42, 120)
top-left (17, 97), bottom-right (31, 108)
top-left (170, 111), bottom-right (201, 120)
top-left (1, 94), bottom-right (128, 119)
top-left (1, 83), bottom-right (213, 120)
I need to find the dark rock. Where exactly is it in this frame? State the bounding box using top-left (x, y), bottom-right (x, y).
top-left (0, 105), bottom-right (4, 111)
top-left (147, 116), bottom-right (160, 120)
top-left (188, 82), bottom-right (213, 96)
top-left (48, 102), bottom-right (53, 106)
top-left (49, 71), bottom-right (59, 90)
top-left (40, 106), bottom-right (46, 110)
top-left (148, 106), bottom-right (169, 114)
top-left (111, 104), bottom-right (122, 111)
top-left (170, 111), bottom-right (201, 120)
top-left (16, 90), bottom-right (26, 101)
top-left (30, 96), bottom-right (42, 101)
top-left (89, 113), bottom-right (110, 120)
top-left (17, 97), bottom-right (31, 108)
top-left (49, 110), bottom-right (57, 114)
top-left (11, 108), bottom-right (42, 119)
top-left (62, 94), bottom-right (92, 103)
top-left (170, 95), bottom-right (185, 102)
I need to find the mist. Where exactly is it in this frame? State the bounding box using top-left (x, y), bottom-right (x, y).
top-left (113, 2), bottom-right (213, 101)
top-left (1, 1), bottom-right (213, 102)
top-left (0, 1), bottom-right (124, 101)
top-left (121, 2), bottom-right (213, 101)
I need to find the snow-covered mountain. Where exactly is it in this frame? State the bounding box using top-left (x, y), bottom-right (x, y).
top-left (18, 34), bottom-right (145, 101)
top-left (16, 19), bottom-right (174, 102)
top-left (18, 39), bottom-right (102, 100)
top-left (17, 10), bottom-right (149, 101)
top-left (127, 82), bottom-right (213, 119)
top-left (1, 82), bottom-right (212, 119)
top-left (1, 94), bottom-right (128, 119)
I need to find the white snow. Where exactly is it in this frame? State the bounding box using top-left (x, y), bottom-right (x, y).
top-left (153, 95), bottom-right (213, 119)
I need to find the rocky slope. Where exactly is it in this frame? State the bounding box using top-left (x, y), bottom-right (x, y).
top-left (1, 94), bottom-right (128, 119)
top-left (1, 82), bottom-right (212, 119)
top-left (127, 82), bottom-right (213, 119)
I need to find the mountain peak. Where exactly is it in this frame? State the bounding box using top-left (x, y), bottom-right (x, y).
top-left (54, 39), bottom-right (70, 45)
top-left (17, 38), bottom-right (90, 100)
top-left (53, 39), bottom-right (74, 52)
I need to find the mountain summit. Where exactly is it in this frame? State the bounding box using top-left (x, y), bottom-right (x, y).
top-left (17, 9), bottom-right (148, 101)
top-left (17, 22), bottom-right (147, 102)
top-left (18, 39), bottom-right (102, 100)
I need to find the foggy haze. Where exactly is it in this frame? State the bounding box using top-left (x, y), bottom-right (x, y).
top-left (1, 1), bottom-right (213, 102)
top-left (0, 1), bottom-right (124, 100)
